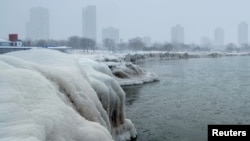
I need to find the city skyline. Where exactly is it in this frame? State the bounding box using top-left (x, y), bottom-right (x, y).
top-left (2, 0), bottom-right (250, 44)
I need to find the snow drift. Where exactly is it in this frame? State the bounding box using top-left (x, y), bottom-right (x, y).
top-left (0, 49), bottom-right (136, 141)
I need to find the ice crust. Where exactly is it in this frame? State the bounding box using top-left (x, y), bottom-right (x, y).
top-left (104, 62), bottom-right (159, 86)
top-left (73, 51), bottom-right (159, 86)
top-left (0, 49), bottom-right (137, 141)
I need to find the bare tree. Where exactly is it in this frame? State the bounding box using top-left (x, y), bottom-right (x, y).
top-left (225, 43), bottom-right (238, 52)
top-left (67, 36), bottom-right (80, 49)
top-left (79, 38), bottom-right (96, 51)
top-left (117, 42), bottom-right (128, 52)
top-left (35, 40), bottom-right (48, 47)
top-left (103, 38), bottom-right (116, 52)
top-left (163, 43), bottom-right (173, 51)
top-left (58, 40), bottom-right (67, 46)
top-left (128, 37), bottom-right (145, 52)
top-left (48, 39), bottom-right (59, 47)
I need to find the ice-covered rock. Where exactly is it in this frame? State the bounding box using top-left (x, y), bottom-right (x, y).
top-left (0, 49), bottom-right (137, 141)
top-left (73, 52), bottom-right (159, 86)
top-left (105, 62), bottom-right (159, 86)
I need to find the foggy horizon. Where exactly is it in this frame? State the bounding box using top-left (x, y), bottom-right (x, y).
top-left (1, 0), bottom-right (250, 44)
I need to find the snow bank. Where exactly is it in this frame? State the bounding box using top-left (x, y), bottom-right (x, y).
top-left (0, 49), bottom-right (136, 141)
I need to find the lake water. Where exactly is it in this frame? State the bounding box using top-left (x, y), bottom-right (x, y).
top-left (123, 56), bottom-right (250, 141)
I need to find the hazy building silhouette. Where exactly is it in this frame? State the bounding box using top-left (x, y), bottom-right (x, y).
top-left (102, 26), bottom-right (119, 44)
top-left (171, 24), bottom-right (184, 44)
top-left (142, 36), bottom-right (151, 47)
top-left (26, 7), bottom-right (49, 41)
top-left (214, 27), bottom-right (225, 49)
top-left (200, 36), bottom-right (211, 48)
top-left (238, 21), bottom-right (248, 46)
top-left (82, 5), bottom-right (96, 41)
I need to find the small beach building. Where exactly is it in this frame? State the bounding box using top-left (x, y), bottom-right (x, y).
top-left (0, 39), bottom-right (11, 46)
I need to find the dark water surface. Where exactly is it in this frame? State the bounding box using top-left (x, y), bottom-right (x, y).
top-left (123, 56), bottom-right (250, 141)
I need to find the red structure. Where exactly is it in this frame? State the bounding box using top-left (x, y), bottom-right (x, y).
top-left (9, 34), bottom-right (18, 46)
top-left (9, 34), bottom-right (18, 41)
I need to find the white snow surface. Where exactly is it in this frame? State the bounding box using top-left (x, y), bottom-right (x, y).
top-left (0, 49), bottom-right (137, 141)
top-left (73, 51), bottom-right (159, 86)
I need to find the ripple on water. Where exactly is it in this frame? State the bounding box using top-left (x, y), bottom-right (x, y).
top-left (125, 56), bottom-right (250, 141)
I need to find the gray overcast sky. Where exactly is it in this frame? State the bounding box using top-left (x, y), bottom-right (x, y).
top-left (1, 0), bottom-right (250, 44)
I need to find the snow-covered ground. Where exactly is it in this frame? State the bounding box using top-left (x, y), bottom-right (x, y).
top-left (0, 49), bottom-right (137, 141)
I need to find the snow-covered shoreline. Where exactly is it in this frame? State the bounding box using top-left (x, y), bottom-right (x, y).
top-left (72, 50), bottom-right (250, 86)
top-left (73, 51), bottom-right (160, 86)
top-left (0, 49), bottom-right (137, 141)
top-left (1, 49), bottom-right (250, 141)
top-left (73, 50), bottom-right (250, 62)
top-left (125, 51), bottom-right (250, 61)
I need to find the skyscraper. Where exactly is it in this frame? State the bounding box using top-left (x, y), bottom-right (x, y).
top-left (171, 24), bottom-right (184, 44)
top-left (82, 5), bottom-right (96, 41)
top-left (26, 7), bottom-right (49, 41)
top-left (238, 21), bottom-right (248, 46)
top-left (142, 36), bottom-right (152, 47)
top-left (102, 27), bottom-right (119, 44)
top-left (214, 27), bottom-right (225, 48)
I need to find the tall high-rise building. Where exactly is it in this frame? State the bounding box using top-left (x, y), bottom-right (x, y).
top-left (26, 7), bottom-right (49, 41)
top-left (142, 36), bottom-right (152, 47)
top-left (214, 27), bottom-right (225, 48)
top-left (82, 5), bottom-right (96, 41)
top-left (171, 24), bottom-right (184, 44)
top-left (102, 26), bottom-right (119, 44)
top-left (238, 21), bottom-right (248, 45)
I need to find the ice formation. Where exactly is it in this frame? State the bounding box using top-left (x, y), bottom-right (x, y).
top-left (0, 49), bottom-right (137, 141)
top-left (73, 51), bottom-right (159, 86)
top-left (104, 62), bottom-right (159, 86)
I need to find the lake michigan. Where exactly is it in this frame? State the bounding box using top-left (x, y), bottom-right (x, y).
top-left (124, 56), bottom-right (250, 141)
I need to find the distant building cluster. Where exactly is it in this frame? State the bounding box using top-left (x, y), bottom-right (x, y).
top-left (0, 34), bottom-right (29, 54)
top-left (197, 21), bottom-right (249, 50)
top-left (0, 34), bottom-right (22, 47)
top-left (0, 34), bottom-right (71, 54)
top-left (2, 5), bottom-right (250, 51)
